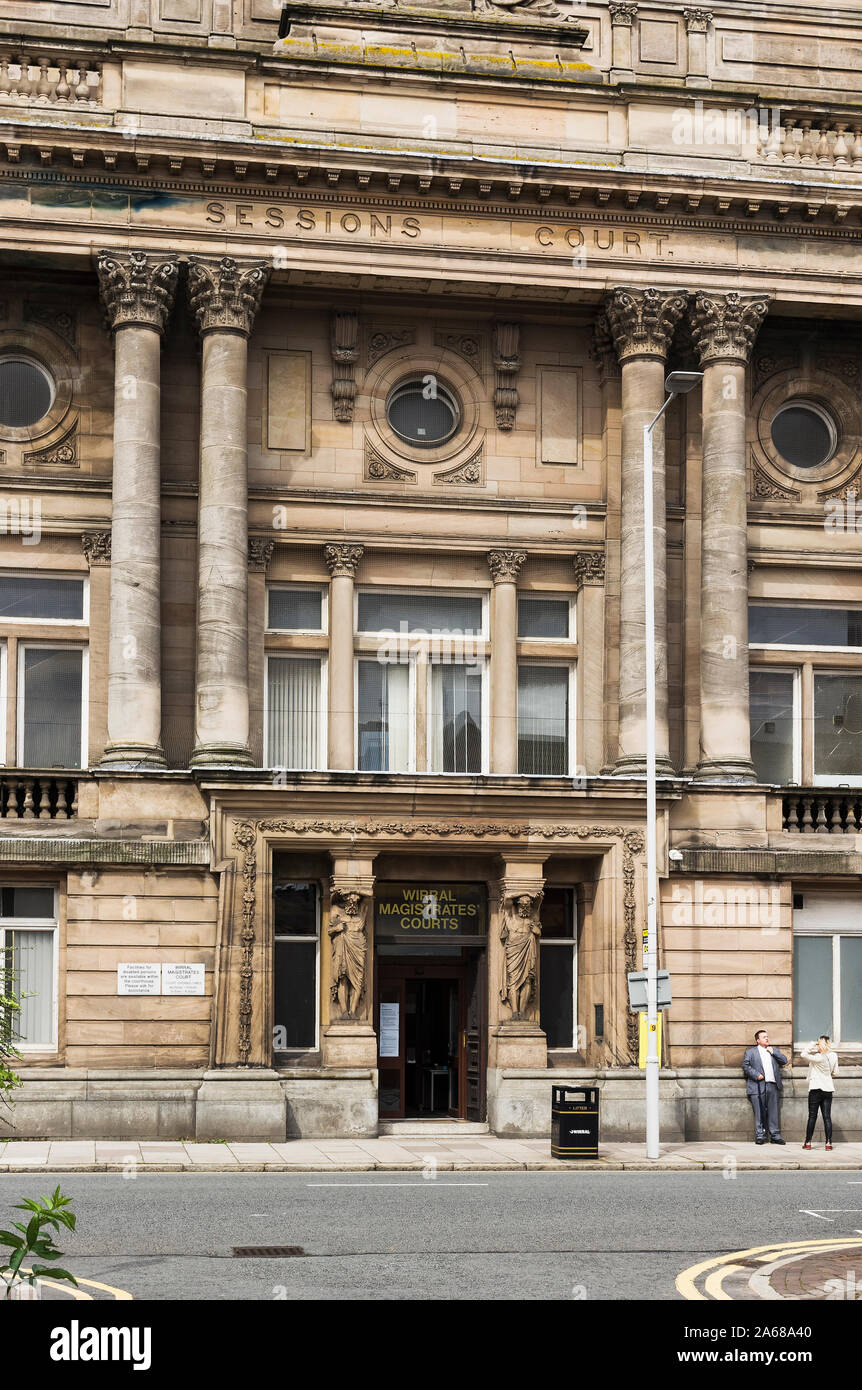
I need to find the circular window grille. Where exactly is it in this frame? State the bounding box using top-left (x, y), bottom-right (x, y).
top-left (0, 357), bottom-right (55, 429)
top-left (770, 400), bottom-right (838, 470)
top-left (386, 378), bottom-right (460, 449)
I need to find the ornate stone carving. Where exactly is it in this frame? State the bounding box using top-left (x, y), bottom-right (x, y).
top-left (434, 330), bottom-right (484, 370)
top-left (683, 7), bottom-right (712, 31)
top-left (232, 820), bottom-right (257, 1066)
top-left (187, 256), bottom-right (270, 338)
top-left (324, 543), bottom-right (364, 578)
top-left (609, 3), bottom-right (638, 23)
top-left (574, 550), bottom-right (605, 588)
top-left (605, 287), bottom-right (689, 362)
top-left (689, 291), bottom-right (772, 365)
top-left (499, 889), bottom-right (544, 1021)
top-left (493, 322), bottom-right (521, 430)
top-left (751, 462), bottom-right (799, 500)
top-left (81, 532), bottom-right (111, 567)
top-left (591, 312), bottom-right (621, 382)
top-left (818, 476), bottom-right (862, 504)
top-left (248, 538), bottom-right (274, 572)
top-left (23, 422), bottom-right (77, 468)
top-left (24, 301), bottom-right (77, 349)
top-left (821, 355), bottom-right (860, 385)
top-left (364, 444), bottom-right (416, 483)
top-left (488, 548), bottom-right (527, 584)
top-left (96, 249), bottom-right (179, 334)
top-left (331, 310), bottom-right (359, 423)
top-left (366, 327), bottom-right (415, 367)
top-left (328, 887), bottom-right (370, 1020)
top-left (480, 0), bottom-right (565, 16)
top-left (753, 352), bottom-right (796, 387)
top-left (433, 448), bottom-right (484, 486)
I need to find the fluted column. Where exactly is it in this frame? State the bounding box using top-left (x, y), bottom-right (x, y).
top-left (325, 543), bottom-right (364, 770)
top-left (488, 549), bottom-right (526, 775)
top-left (690, 291), bottom-right (770, 780)
top-left (605, 288), bottom-right (688, 776)
top-left (96, 250), bottom-right (179, 767)
top-left (187, 256), bottom-right (269, 767)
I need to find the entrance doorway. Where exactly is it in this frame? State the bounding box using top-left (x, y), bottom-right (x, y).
top-left (376, 957), bottom-right (486, 1121)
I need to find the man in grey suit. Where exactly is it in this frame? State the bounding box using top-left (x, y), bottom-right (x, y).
top-left (743, 1029), bottom-right (788, 1145)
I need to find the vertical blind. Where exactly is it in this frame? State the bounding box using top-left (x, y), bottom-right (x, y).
top-left (358, 661), bottom-right (410, 772)
top-left (22, 647), bottom-right (83, 768)
top-left (267, 657), bottom-right (321, 769)
top-left (517, 665), bottom-right (569, 775)
top-left (10, 930), bottom-right (54, 1047)
top-left (429, 665), bottom-right (482, 773)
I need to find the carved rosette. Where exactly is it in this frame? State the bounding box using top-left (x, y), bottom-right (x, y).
top-left (574, 551), bottom-right (605, 589)
top-left (96, 249), bottom-right (179, 335)
top-left (366, 327), bottom-right (415, 367)
top-left (364, 445), bottom-right (416, 483)
top-left (248, 538), bottom-right (275, 572)
top-left (24, 423), bottom-right (77, 469)
top-left (81, 532), bottom-right (111, 567)
top-left (493, 322), bottom-right (521, 431)
top-left (605, 287), bottom-right (688, 363)
top-left (331, 311), bottom-right (359, 423)
top-left (433, 448), bottom-right (484, 486)
top-left (683, 6), bottom-right (713, 31)
top-left (187, 256), bottom-right (270, 338)
top-left (488, 549), bottom-right (527, 585)
top-left (324, 543), bottom-right (364, 579)
top-left (689, 291), bottom-right (772, 365)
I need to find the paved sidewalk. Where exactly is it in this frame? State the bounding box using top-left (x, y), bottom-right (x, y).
top-left (0, 1137), bottom-right (860, 1172)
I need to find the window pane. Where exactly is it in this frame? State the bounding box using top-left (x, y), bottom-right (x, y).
top-left (518, 665), bottom-right (569, 775)
top-left (357, 661), bottom-right (409, 772)
top-left (0, 886), bottom-right (54, 919)
top-left (0, 576), bottom-right (84, 621)
top-left (749, 605), bottom-right (862, 648)
top-left (358, 592), bottom-right (483, 635)
top-left (273, 880), bottom-right (318, 937)
top-left (267, 657), bottom-right (320, 770)
top-left (0, 359), bottom-right (53, 428)
top-left (273, 939), bottom-right (317, 1049)
top-left (429, 665), bottom-right (482, 773)
top-left (813, 674), bottom-right (862, 779)
top-left (749, 669), bottom-right (795, 784)
top-left (840, 936), bottom-right (862, 1043)
top-left (267, 589), bottom-right (322, 632)
top-left (22, 648), bottom-right (83, 768)
top-left (540, 887), bottom-right (575, 940)
top-left (10, 930), bottom-right (54, 1047)
top-left (518, 597), bottom-right (569, 639)
top-left (540, 944), bottom-right (574, 1048)
top-left (793, 936), bottom-right (833, 1040)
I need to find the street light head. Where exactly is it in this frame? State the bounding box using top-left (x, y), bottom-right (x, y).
top-left (664, 370), bottom-right (703, 395)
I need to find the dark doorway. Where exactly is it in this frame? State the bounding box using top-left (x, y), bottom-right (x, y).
top-left (377, 958), bottom-right (486, 1121)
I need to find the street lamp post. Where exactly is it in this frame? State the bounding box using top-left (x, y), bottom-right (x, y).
top-left (643, 370), bottom-right (702, 1160)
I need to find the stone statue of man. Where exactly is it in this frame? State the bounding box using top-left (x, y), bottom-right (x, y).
top-left (329, 889), bottom-right (368, 1019)
top-left (499, 891), bottom-right (543, 1019)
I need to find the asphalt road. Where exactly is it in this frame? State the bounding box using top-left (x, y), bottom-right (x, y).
top-left (2, 1169), bottom-right (862, 1300)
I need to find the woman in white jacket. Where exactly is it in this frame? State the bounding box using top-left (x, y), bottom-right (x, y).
top-left (801, 1035), bottom-right (839, 1150)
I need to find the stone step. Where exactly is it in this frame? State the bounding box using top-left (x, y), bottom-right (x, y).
top-left (378, 1120), bottom-right (491, 1137)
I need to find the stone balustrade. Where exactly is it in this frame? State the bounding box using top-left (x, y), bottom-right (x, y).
top-left (0, 52), bottom-right (102, 106)
top-left (758, 117), bottom-right (862, 169)
top-left (0, 776), bottom-right (78, 820)
top-left (782, 791), bottom-right (862, 834)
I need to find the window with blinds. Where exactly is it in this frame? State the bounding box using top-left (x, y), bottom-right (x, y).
top-left (0, 575), bottom-right (85, 623)
top-left (357, 591), bottom-right (484, 636)
top-left (0, 884), bottom-right (57, 1050)
top-left (357, 661), bottom-right (411, 772)
top-left (266, 656), bottom-right (323, 770)
top-left (517, 664), bottom-right (571, 776)
top-left (19, 646), bottom-right (85, 768)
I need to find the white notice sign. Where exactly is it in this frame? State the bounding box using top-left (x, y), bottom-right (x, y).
top-left (379, 1002), bottom-right (400, 1058)
top-left (117, 963), bottom-right (161, 996)
top-left (162, 963), bottom-right (206, 996)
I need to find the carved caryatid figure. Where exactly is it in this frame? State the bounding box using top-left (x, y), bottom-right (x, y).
top-left (499, 891), bottom-right (543, 1019)
top-left (329, 890), bottom-right (369, 1019)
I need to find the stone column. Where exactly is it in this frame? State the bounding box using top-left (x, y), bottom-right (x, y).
top-left (325, 543), bottom-right (364, 771)
top-left (187, 256), bottom-right (270, 767)
top-left (605, 288), bottom-right (688, 776)
top-left (488, 549), bottom-right (526, 775)
top-left (690, 291), bottom-right (770, 780)
top-left (488, 861), bottom-right (547, 1073)
top-left (609, 3), bottom-right (638, 79)
top-left (95, 250), bottom-right (179, 767)
top-left (321, 857), bottom-right (377, 1069)
top-left (684, 8), bottom-right (713, 87)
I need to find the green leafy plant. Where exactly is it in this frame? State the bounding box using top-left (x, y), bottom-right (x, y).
top-left (0, 948), bottom-right (23, 1110)
top-left (0, 1187), bottom-right (78, 1293)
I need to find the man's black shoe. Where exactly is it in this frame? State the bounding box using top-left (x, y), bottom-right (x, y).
top-left (755, 1138), bottom-right (766, 1144)
top-left (770, 1137), bottom-right (786, 1145)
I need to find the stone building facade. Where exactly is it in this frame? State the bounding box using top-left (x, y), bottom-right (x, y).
top-left (0, 0), bottom-right (860, 1140)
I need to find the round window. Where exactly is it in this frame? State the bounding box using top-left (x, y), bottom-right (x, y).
top-left (386, 378), bottom-right (460, 448)
top-left (770, 400), bottom-right (837, 469)
top-left (0, 357), bottom-right (55, 429)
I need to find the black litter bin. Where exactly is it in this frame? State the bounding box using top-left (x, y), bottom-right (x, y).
top-left (551, 1085), bottom-right (599, 1160)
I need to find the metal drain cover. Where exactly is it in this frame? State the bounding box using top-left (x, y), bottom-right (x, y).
top-left (232, 1245), bottom-right (306, 1258)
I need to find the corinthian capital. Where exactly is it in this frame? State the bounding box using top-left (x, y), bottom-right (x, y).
top-left (689, 291), bottom-right (772, 365)
top-left (609, 2), bottom-right (638, 24)
top-left (604, 287), bottom-right (688, 363)
top-left (187, 256), bottom-right (270, 338)
top-left (683, 7), bottom-right (713, 31)
top-left (96, 249), bottom-right (179, 334)
top-left (488, 549), bottom-right (527, 584)
top-left (324, 543), bottom-right (364, 579)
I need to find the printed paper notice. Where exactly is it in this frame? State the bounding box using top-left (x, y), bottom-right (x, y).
top-left (379, 1002), bottom-right (400, 1058)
